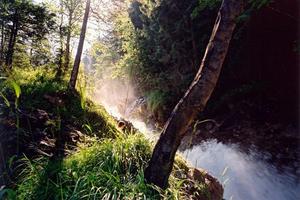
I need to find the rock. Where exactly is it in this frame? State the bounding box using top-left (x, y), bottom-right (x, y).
top-left (34, 109), bottom-right (50, 122)
top-left (187, 168), bottom-right (224, 200)
top-left (117, 119), bottom-right (136, 133)
top-left (43, 94), bottom-right (64, 107)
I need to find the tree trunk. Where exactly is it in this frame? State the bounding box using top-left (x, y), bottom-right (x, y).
top-left (144, 0), bottom-right (245, 189)
top-left (69, 0), bottom-right (90, 89)
top-left (56, 1), bottom-right (65, 79)
top-left (0, 20), bottom-right (4, 64)
top-left (64, 12), bottom-right (73, 71)
top-left (5, 13), bottom-right (19, 68)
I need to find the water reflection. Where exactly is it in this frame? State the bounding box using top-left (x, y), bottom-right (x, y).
top-left (181, 140), bottom-right (300, 200)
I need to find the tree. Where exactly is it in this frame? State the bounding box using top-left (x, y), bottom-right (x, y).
top-left (29, 38), bottom-right (52, 66)
top-left (63, 0), bottom-right (83, 71)
top-left (144, 0), bottom-right (245, 189)
top-left (54, 0), bottom-right (66, 78)
top-left (0, 0), bottom-right (55, 68)
top-left (69, 0), bottom-right (90, 89)
top-left (0, 0), bottom-right (9, 65)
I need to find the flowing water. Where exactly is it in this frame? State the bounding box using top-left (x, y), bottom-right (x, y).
top-left (92, 87), bottom-right (300, 200)
top-left (0, 70), bottom-right (298, 199)
top-left (181, 140), bottom-right (300, 200)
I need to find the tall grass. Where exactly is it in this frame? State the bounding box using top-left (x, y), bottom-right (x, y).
top-left (0, 67), bottom-right (209, 199)
top-left (12, 134), bottom-right (202, 200)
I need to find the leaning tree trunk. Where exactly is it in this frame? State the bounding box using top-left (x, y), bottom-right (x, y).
top-left (69, 0), bottom-right (90, 89)
top-left (144, 0), bottom-right (245, 189)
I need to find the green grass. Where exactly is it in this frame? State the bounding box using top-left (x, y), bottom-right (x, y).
top-left (0, 67), bottom-right (209, 200)
top-left (14, 134), bottom-right (153, 199)
top-left (1, 66), bottom-right (119, 138)
top-left (10, 134), bottom-right (207, 200)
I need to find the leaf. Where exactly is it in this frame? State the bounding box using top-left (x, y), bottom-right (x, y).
top-left (237, 13), bottom-right (249, 22)
top-left (0, 92), bottom-right (10, 107)
top-left (10, 81), bottom-right (21, 99)
top-left (83, 124), bottom-right (92, 133)
top-left (257, 0), bottom-right (270, 9)
top-left (0, 188), bottom-right (17, 199)
top-left (250, 0), bottom-right (271, 10)
top-left (79, 86), bottom-right (86, 110)
top-left (8, 155), bottom-right (17, 169)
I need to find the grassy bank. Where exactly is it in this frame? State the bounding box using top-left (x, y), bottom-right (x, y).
top-left (0, 67), bottom-right (211, 199)
top-left (14, 134), bottom-right (192, 199)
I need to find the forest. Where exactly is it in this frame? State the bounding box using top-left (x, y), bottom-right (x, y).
top-left (0, 0), bottom-right (299, 199)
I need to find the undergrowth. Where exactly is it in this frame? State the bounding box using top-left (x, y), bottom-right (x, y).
top-left (1, 67), bottom-right (118, 138)
top-left (0, 67), bottom-right (209, 199)
top-left (15, 134), bottom-right (155, 199)
top-left (6, 134), bottom-right (207, 200)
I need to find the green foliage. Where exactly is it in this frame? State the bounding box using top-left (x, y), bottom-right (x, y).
top-left (0, 188), bottom-right (16, 199)
top-left (0, 67), bottom-right (119, 139)
top-left (89, 41), bottom-right (121, 78)
top-left (10, 81), bottom-right (21, 99)
top-left (0, 75), bottom-right (21, 108)
top-left (146, 90), bottom-right (167, 113)
top-left (10, 79), bottom-right (21, 109)
top-left (12, 67), bottom-right (66, 110)
top-left (0, 0), bottom-right (56, 66)
top-left (11, 44), bottom-right (31, 69)
top-left (249, 0), bottom-right (271, 10)
top-left (30, 39), bottom-right (53, 67)
top-left (0, 77), bottom-right (11, 107)
top-left (0, 91), bottom-right (10, 107)
top-left (236, 0), bottom-right (272, 22)
top-left (191, 0), bottom-right (221, 19)
top-left (0, 66), bottom-right (209, 200)
top-left (111, 0), bottom-right (216, 120)
top-left (12, 134), bottom-right (204, 200)
top-left (101, 0), bottom-right (272, 121)
top-left (206, 81), bottom-right (268, 114)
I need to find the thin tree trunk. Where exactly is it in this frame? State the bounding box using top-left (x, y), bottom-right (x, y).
top-left (56, 1), bottom-right (64, 79)
top-left (29, 46), bottom-right (33, 65)
top-left (64, 13), bottom-right (73, 71)
top-left (144, 0), bottom-right (245, 189)
top-left (0, 20), bottom-right (4, 64)
top-left (5, 13), bottom-right (19, 68)
top-left (69, 0), bottom-right (90, 89)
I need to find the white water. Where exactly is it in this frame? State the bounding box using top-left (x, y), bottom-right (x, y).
top-left (182, 140), bottom-right (300, 200)
top-left (93, 94), bottom-right (300, 200)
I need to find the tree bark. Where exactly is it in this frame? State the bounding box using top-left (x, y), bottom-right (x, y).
top-left (69, 0), bottom-right (90, 89)
top-left (64, 12), bottom-right (72, 71)
top-left (56, 0), bottom-right (65, 79)
top-left (0, 20), bottom-right (4, 64)
top-left (144, 0), bottom-right (245, 189)
top-left (5, 12), bottom-right (19, 68)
